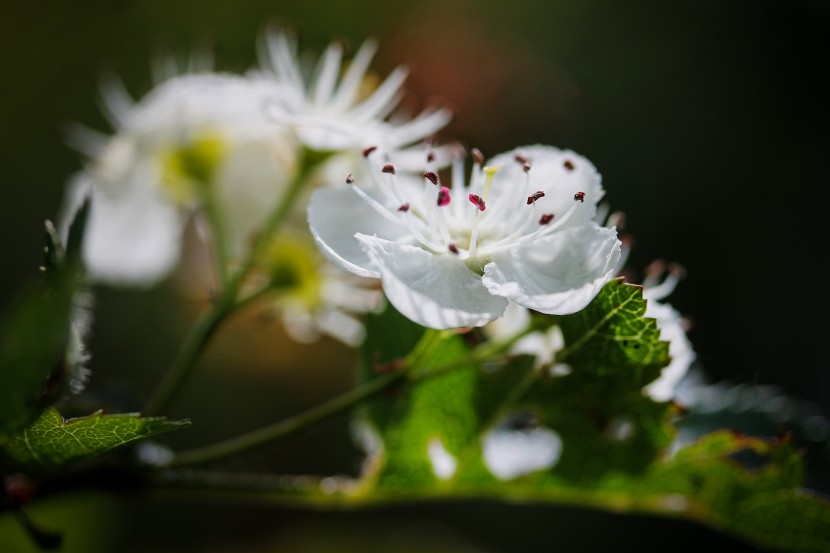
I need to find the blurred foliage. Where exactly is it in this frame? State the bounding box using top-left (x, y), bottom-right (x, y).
top-left (1, 1), bottom-right (828, 552)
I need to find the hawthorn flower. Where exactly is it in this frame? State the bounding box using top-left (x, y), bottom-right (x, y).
top-left (66, 72), bottom-right (296, 285)
top-left (309, 145), bottom-right (621, 329)
top-left (257, 29), bottom-right (452, 157)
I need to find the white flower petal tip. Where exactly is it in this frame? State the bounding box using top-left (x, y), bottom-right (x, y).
top-left (257, 29), bottom-right (451, 153)
top-left (638, 260), bottom-right (697, 402)
top-left (482, 425), bottom-right (562, 480)
top-left (307, 145), bottom-right (620, 328)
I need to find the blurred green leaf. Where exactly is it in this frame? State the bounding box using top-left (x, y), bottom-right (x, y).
top-left (0, 207), bottom-right (91, 437)
top-left (0, 407), bottom-right (189, 475)
top-left (0, 279), bottom-right (74, 437)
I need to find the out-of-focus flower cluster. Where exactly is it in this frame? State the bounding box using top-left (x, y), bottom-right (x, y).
top-left (61, 26), bottom-right (695, 402)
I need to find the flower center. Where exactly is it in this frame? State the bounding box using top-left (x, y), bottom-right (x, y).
top-left (350, 148), bottom-right (586, 270)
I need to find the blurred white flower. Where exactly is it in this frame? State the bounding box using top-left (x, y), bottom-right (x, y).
top-left (482, 423), bottom-right (562, 480)
top-left (641, 261), bottom-right (696, 402)
top-left (66, 71), bottom-right (297, 286)
top-left (309, 145), bottom-right (621, 329)
top-left (257, 28), bottom-right (452, 155)
top-left (257, 234), bottom-right (383, 347)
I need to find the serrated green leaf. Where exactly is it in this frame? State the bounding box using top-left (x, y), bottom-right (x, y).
top-left (0, 407), bottom-right (190, 474)
top-left (358, 280), bottom-right (673, 490)
top-left (346, 281), bottom-right (830, 551)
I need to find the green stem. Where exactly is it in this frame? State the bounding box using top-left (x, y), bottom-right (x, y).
top-left (143, 294), bottom-right (235, 417)
top-left (169, 327), bottom-right (524, 467)
top-left (171, 369), bottom-right (407, 467)
top-left (143, 155), bottom-right (317, 416)
top-left (201, 188), bottom-right (231, 288)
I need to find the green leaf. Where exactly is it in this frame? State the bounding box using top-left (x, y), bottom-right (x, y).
top-left (357, 280), bottom-right (672, 489)
top-left (0, 210), bottom-right (92, 437)
top-left (0, 407), bottom-right (190, 475)
top-left (0, 280), bottom-right (74, 437)
top-left (346, 280), bottom-right (830, 552)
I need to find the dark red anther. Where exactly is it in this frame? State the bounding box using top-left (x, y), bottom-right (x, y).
top-left (468, 193), bottom-right (486, 211)
top-left (514, 154), bottom-right (529, 165)
top-left (539, 213), bottom-right (555, 225)
top-left (362, 145), bottom-right (378, 157)
top-left (345, 173), bottom-right (354, 184)
top-left (423, 171), bottom-right (439, 185)
top-left (522, 163), bottom-right (531, 173)
top-left (563, 159), bottom-right (575, 171)
top-left (448, 243), bottom-right (459, 254)
top-left (527, 191), bottom-right (545, 205)
top-left (382, 164), bottom-right (396, 174)
top-left (574, 191), bottom-right (585, 202)
top-left (437, 186), bottom-right (451, 206)
top-left (398, 203), bottom-right (410, 212)
top-left (471, 148), bottom-right (484, 166)
top-left (427, 151), bottom-right (436, 163)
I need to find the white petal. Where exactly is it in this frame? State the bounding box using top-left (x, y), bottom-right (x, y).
top-left (330, 39), bottom-right (378, 111)
top-left (311, 42), bottom-right (343, 106)
top-left (357, 235), bottom-right (508, 329)
top-left (427, 437), bottom-right (457, 480)
top-left (482, 225), bottom-right (620, 315)
top-left (644, 301), bottom-right (696, 401)
top-left (488, 145), bottom-right (605, 229)
top-left (83, 174), bottom-right (184, 286)
top-left (215, 137), bottom-right (297, 259)
top-left (482, 427), bottom-right (562, 480)
top-left (483, 300), bottom-right (531, 342)
top-left (307, 187), bottom-right (409, 278)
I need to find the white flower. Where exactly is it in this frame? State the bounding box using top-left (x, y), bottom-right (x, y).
top-left (257, 233), bottom-right (383, 347)
top-left (641, 261), bottom-right (696, 402)
top-left (308, 144), bottom-right (621, 329)
top-left (67, 72), bottom-right (297, 286)
top-left (257, 29), bottom-right (452, 155)
top-left (482, 425), bottom-right (562, 480)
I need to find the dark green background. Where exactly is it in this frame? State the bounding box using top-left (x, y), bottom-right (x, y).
top-left (0, 0), bottom-right (826, 551)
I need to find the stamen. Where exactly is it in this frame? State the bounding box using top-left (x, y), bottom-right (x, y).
top-left (345, 173), bottom-right (354, 184)
top-left (437, 186), bottom-right (451, 206)
top-left (482, 165), bottom-right (500, 202)
top-left (527, 191), bottom-right (545, 205)
top-left (468, 194), bottom-right (486, 211)
top-left (423, 170), bottom-right (439, 185)
top-left (398, 203), bottom-right (410, 212)
top-left (522, 163), bottom-right (531, 173)
top-left (574, 191), bottom-right (585, 202)
top-left (563, 159), bottom-right (575, 171)
top-left (539, 213), bottom-right (554, 225)
top-left (514, 154), bottom-right (529, 165)
top-left (382, 164), bottom-right (396, 174)
top-left (362, 145), bottom-right (378, 157)
top-left (448, 244), bottom-right (459, 254)
top-left (427, 151), bottom-right (436, 163)
top-left (472, 148), bottom-right (484, 166)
